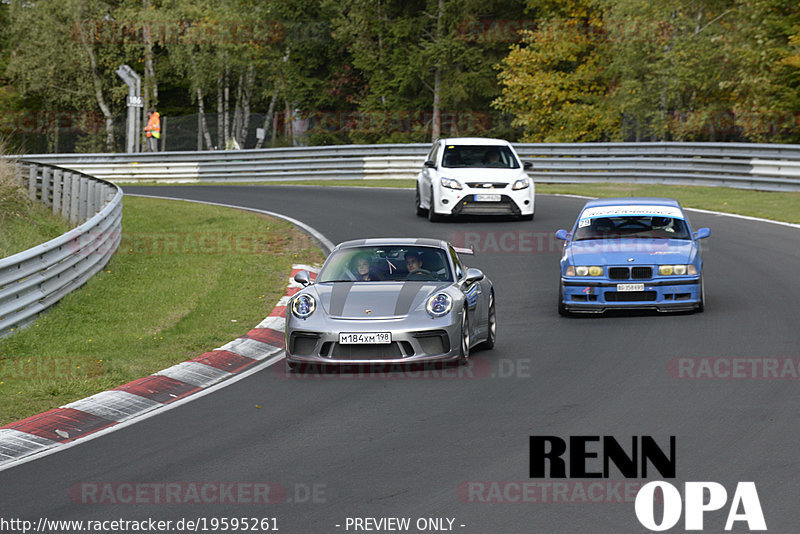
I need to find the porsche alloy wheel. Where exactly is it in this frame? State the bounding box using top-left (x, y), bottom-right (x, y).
top-left (457, 310), bottom-right (470, 364)
top-left (478, 292), bottom-right (496, 349)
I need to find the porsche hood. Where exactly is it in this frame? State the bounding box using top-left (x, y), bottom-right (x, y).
top-left (306, 281), bottom-right (451, 319)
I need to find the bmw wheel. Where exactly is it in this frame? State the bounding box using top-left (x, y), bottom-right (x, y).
top-left (696, 278), bottom-right (705, 313)
top-left (558, 284), bottom-right (570, 317)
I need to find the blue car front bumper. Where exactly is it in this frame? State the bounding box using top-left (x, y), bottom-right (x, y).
top-left (560, 277), bottom-right (703, 313)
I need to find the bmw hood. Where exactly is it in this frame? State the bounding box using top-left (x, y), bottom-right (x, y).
top-left (308, 281), bottom-right (450, 319)
top-left (567, 239), bottom-right (697, 265)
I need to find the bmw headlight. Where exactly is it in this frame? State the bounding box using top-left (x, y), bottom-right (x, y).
top-left (440, 177), bottom-right (463, 190)
top-left (426, 293), bottom-right (453, 318)
top-left (291, 294), bottom-right (316, 319)
top-left (512, 177), bottom-right (530, 190)
top-left (567, 266), bottom-right (603, 276)
top-left (658, 264), bottom-right (697, 276)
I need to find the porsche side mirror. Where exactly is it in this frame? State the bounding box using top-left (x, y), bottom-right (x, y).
top-left (465, 268), bottom-right (484, 284)
top-left (694, 228), bottom-right (711, 240)
top-left (555, 229), bottom-right (571, 240)
top-left (523, 161), bottom-right (533, 170)
top-left (294, 270), bottom-right (311, 287)
top-left (423, 160), bottom-right (436, 168)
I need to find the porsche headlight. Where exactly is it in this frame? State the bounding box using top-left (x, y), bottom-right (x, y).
top-left (512, 177), bottom-right (531, 190)
top-left (440, 177), bottom-right (463, 190)
top-left (426, 293), bottom-right (453, 318)
top-left (291, 294), bottom-right (316, 319)
top-left (658, 264), bottom-right (696, 276)
top-left (568, 266), bottom-right (603, 276)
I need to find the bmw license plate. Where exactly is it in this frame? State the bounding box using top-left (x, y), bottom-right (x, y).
top-left (474, 194), bottom-right (501, 202)
top-left (339, 332), bottom-right (391, 344)
top-left (617, 283), bottom-right (644, 292)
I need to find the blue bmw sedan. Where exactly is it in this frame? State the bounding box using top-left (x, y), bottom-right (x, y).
top-left (555, 198), bottom-right (710, 315)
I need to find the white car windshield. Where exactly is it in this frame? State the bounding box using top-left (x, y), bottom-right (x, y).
top-left (574, 216), bottom-right (692, 241)
top-left (318, 246), bottom-right (454, 283)
top-left (441, 145), bottom-right (519, 169)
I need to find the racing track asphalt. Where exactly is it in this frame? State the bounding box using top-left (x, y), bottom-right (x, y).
top-left (2, 185), bottom-right (799, 533)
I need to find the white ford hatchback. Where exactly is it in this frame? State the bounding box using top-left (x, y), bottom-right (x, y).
top-left (415, 137), bottom-right (535, 221)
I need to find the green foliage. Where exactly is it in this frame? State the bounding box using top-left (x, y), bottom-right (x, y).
top-left (495, 0), bottom-right (800, 142)
top-left (2, 0), bottom-right (800, 148)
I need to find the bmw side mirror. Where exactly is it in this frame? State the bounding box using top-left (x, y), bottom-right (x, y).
top-left (424, 160), bottom-right (436, 168)
top-left (523, 161), bottom-right (533, 170)
top-left (294, 270), bottom-right (311, 287)
top-left (555, 229), bottom-right (570, 240)
top-left (694, 228), bottom-right (711, 240)
top-left (465, 268), bottom-right (484, 284)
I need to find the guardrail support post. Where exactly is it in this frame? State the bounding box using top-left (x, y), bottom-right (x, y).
top-left (41, 167), bottom-right (52, 207)
top-left (52, 169), bottom-right (63, 215)
top-left (28, 166), bottom-right (37, 201)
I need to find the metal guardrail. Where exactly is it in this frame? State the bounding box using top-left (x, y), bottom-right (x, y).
top-left (0, 162), bottom-right (123, 337)
top-left (20, 141), bottom-right (800, 191)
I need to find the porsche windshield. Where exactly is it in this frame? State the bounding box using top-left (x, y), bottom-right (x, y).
top-left (441, 145), bottom-right (519, 169)
top-left (574, 216), bottom-right (692, 241)
top-left (317, 246), bottom-right (453, 283)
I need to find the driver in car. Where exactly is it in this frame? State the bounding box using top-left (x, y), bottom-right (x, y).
top-left (404, 252), bottom-right (431, 280)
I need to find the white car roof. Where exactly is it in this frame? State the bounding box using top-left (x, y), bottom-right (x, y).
top-left (439, 137), bottom-right (512, 146)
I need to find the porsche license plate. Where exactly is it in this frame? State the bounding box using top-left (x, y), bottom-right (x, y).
top-left (339, 332), bottom-right (391, 344)
top-left (474, 194), bottom-right (501, 202)
top-left (617, 283), bottom-right (644, 292)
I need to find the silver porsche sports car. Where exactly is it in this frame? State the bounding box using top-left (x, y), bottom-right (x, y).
top-left (285, 238), bottom-right (496, 370)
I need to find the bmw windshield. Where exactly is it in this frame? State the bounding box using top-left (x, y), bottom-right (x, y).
top-left (574, 216), bottom-right (692, 241)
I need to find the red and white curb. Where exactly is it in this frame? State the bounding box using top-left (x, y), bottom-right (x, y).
top-left (0, 264), bottom-right (318, 468)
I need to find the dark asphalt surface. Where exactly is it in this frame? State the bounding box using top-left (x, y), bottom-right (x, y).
top-left (2, 185), bottom-right (799, 533)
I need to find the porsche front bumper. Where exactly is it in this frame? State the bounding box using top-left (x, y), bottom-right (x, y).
top-left (285, 315), bottom-right (463, 365)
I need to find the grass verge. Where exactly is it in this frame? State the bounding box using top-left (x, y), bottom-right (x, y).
top-left (0, 196), bottom-right (324, 425)
top-left (536, 183), bottom-right (800, 224)
top-left (0, 158), bottom-right (72, 258)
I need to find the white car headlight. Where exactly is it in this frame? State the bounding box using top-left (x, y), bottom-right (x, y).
top-left (512, 177), bottom-right (530, 190)
top-left (426, 293), bottom-right (453, 318)
top-left (440, 177), bottom-right (463, 190)
top-left (291, 294), bottom-right (316, 319)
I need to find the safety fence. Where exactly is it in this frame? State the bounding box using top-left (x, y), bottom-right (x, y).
top-left (21, 141), bottom-right (800, 191)
top-left (0, 162), bottom-right (123, 337)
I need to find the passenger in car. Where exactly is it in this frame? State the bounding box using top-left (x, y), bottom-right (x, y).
top-left (352, 253), bottom-right (382, 281)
